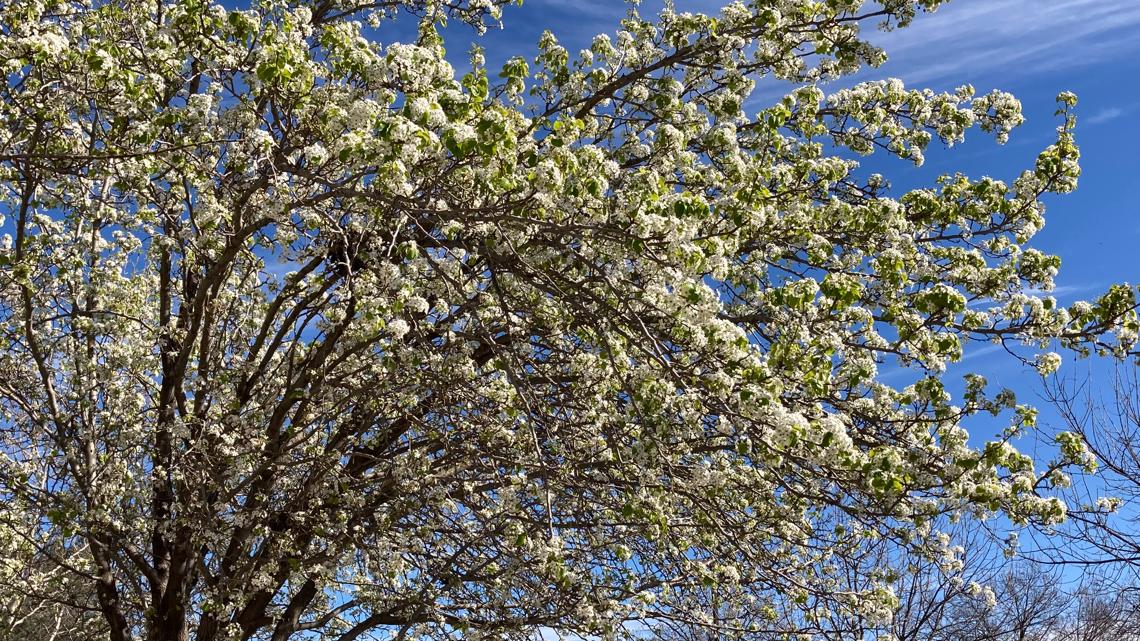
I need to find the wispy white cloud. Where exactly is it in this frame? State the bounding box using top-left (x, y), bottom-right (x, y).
top-left (522, 0), bottom-right (627, 20)
top-left (1020, 283), bottom-right (1102, 299)
top-left (1085, 106), bottom-right (1126, 126)
top-left (862, 0), bottom-right (1140, 87)
top-left (959, 342), bottom-right (1007, 363)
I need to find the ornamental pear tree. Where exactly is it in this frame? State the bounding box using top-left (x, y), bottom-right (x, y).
top-left (0, 1), bottom-right (1137, 640)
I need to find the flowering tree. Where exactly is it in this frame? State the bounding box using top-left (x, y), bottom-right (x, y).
top-left (0, 0), bottom-right (1137, 640)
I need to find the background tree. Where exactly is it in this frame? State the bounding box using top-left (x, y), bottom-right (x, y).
top-left (0, 510), bottom-right (105, 641)
top-left (647, 520), bottom-right (1010, 641)
top-left (1042, 367), bottom-right (1140, 581)
top-left (1, 1), bottom-right (1138, 640)
top-left (1062, 575), bottom-right (1140, 641)
top-left (943, 563), bottom-right (1067, 641)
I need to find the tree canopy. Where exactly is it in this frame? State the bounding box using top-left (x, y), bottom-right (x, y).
top-left (0, 1), bottom-right (1137, 640)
